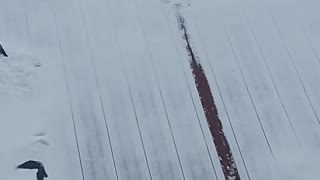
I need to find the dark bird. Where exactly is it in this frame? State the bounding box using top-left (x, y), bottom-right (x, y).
top-left (0, 43), bottom-right (8, 57)
top-left (17, 160), bottom-right (48, 180)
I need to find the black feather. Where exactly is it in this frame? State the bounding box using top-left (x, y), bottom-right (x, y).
top-left (17, 160), bottom-right (42, 169)
top-left (17, 160), bottom-right (48, 180)
top-left (0, 43), bottom-right (8, 57)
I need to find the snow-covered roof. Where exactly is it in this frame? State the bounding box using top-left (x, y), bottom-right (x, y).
top-left (1, 0), bottom-right (320, 179)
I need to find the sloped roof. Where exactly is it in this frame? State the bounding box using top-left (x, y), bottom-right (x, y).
top-left (1, 0), bottom-right (320, 179)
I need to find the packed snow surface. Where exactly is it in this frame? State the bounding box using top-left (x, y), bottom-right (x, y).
top-left (0, 50), bottom-right (41, 98)
top-left (0, 50), bottom-right (46, 180)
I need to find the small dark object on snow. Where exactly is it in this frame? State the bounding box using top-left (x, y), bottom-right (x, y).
top-left (0, 43), bottom-right (8, 57)
top-left (17, 160), bottom-right (48, 180)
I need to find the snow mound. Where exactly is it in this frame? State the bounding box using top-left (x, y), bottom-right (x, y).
top-left (0, 50), bottom-right (41, 97)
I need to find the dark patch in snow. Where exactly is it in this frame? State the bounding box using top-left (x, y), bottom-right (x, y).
top-left (32, 61), bottom-right (42, 68)
top-left (0, 43), bottom-right (8, 57)
top-left (175, 7), bottom-right (241, 180)
top-left (17, 160), bottom-right (48, 180)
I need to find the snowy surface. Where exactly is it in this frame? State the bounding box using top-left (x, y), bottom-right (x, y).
top-left (0, 51), bottom-right (46, 180)
top-left (0, 50), bottom-right (41, 98)
top-left (1, 0), bottom-right (320, 179)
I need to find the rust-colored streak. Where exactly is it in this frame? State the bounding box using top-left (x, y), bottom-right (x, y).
top-left (176, 11), bottom-right (240, 180)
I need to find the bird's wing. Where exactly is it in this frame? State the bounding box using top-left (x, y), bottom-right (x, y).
top-left (17, 160), bottom-right (41, 169)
